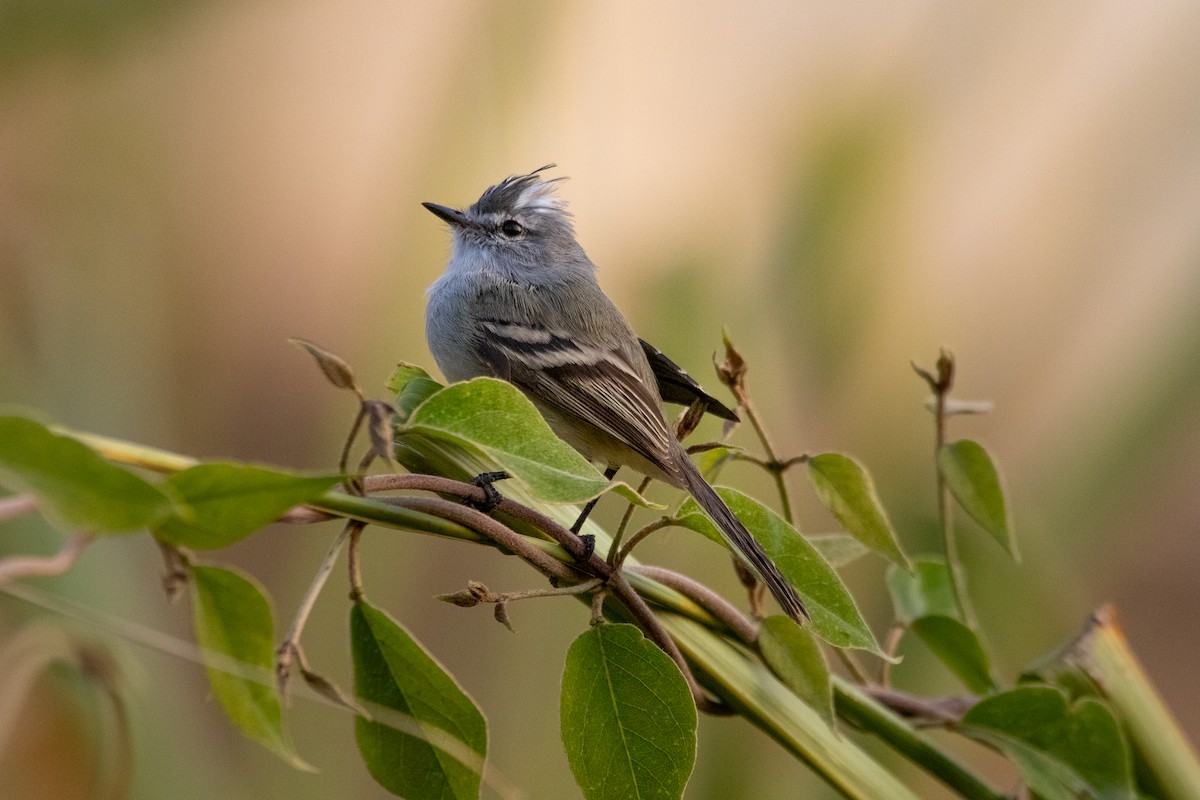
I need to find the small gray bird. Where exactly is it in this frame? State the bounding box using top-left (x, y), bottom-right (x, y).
top-left (423, 166), bottom-right (807, 622)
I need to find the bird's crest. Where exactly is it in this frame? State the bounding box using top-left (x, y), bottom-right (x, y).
top-left (473, 164), bottom-right (569, 218)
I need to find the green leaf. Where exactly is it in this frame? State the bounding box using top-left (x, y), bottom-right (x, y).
top-left (758, 616), bottom-right (833, 726)
top-left (961, 685), bottom-right (1135, 800)
top-left (910, 615), bottom-right (995, 694)
top-left (693, 443), bottom-right (739, 483)
top-left (0, 415), bottom-right (172, 533)
top-left (938, 440), bottom-right (1018, 560)
top-left (677, 488), bottom-right (882, 654)
top-left (385, 361), bottom-right (434, 394)
top-left (154, 464), bottom-right (339, 549)
top-left (886, 558), bottom-right (958, 623)
top-left (402, 378), bottom-right (655, 507)
top-left (560, 623), bottom-right (696, 800)
top-left (351, 600), bottom-right (487, 800)
top-left (806, 453), bottom-right (910, 570)
top-left (189, 565), bottom-right (309, 769)
top-left (887, 560), bottom-right (994, 692)
top-left (388, 363), bottom-right (444, 423)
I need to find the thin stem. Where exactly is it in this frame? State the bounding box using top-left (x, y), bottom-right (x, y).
top-left (614, 518), bottom-right (673, 569)
top-left (0, 494), bottom-right (38, 522)
top-left (346, 522), bottom-right (365, 600)
top-left (0, 534), bottom-right (93, 584)
top-left (933, 366), bottom-right (976, 629)
top-left (498, 578), bottom-right (603, 603)
top-left (338, 405), bottom-right (367, 484)
top-left (742, 397), bottom-right (795, 525)
top-left (277, 524), bottom-right (355, 695)
top-left (916, 352), bottom-right (976, 628)
top-left (626, 565), bottom-right (758, 646)
top-left (389, 496), bottom-right (579, 582)
top-left (835, 679), bottom-right (1006, 800)
top-left (860, 684), bottom-right (975, 725)
top-left (880, 623), bottom-right (905, 686)
top-left (833, 647), bottom-right (872, 685)
top-left (607, 475), bottom-right (652, 566)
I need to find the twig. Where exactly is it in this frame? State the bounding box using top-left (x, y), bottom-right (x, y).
top-left (607, 476), bottom-right (652, 566)
top-left (0, 534), bottom-right (93, 584)
top-left (361, 476), bottom-right (730, 713)
top-left (382, 496), bottom-right (580, 582)
top-left (860, 684), bottom-right (975, 725)
top-left (625, 565), bottom-right (758, 646)
top-left (0, 494), bottom-right (38, 522)
top-left (277, 506), bottom-right (336, 524)
top-left (613, 518), bottom-right (673, 569)
top-left (914, 351), bottom-right (977, 628)
top-left (277, 524), bottom-right (355, 696)
top-left (835, 679), bottom-right (1003, 800)
top-left (339, 405), bottom-right (367, 490)
top-left (834, 648), bottom-right (873, 685)
top-left (346, 522), bottom-right (365, 600)
top-left (880, 622), bottom-right (905, 686)
top-left (740, 402), bottom-right (795, 525)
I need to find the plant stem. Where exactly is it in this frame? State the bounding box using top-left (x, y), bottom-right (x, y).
top-left (0, 494), bottom-right (38, 522)
top-left (835, 679), bottom-right (1006, 800)
top-left (68, 427), bottom-right (1011, 798)
top-left (833, 647), bottom-right (872, 685)
top-left (921, 352), bottom-right (977, 628)
top-left (1067, 605), bottom-right (1200, 800)
top-left (614, 518), bottom-right (673, 568)
top-left (741, 396), bottom-right (796, 525)
top-left (276, 524), bottom-right (354, 695)
top-left (0, 534), bottom-right (92, 584)
top-left (664, 614), bottom-right (923, 800)
top-left (608, 475), bottom-right (652, 566)
top-left (346, 522), bottom-right (365, 599)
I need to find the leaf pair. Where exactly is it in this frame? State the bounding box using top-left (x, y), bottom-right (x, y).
top-left (961, 685), bottom-right (1135, 800)
top-left (887, 558), bottom-right (995, 694)
top-left (0, 415), bottom-right (343, 550)
top-left (193, 562), bottom-right (491, 799)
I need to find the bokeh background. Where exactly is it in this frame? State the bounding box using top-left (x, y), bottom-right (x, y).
top-left (3, 2), bottom-right (1200, 798)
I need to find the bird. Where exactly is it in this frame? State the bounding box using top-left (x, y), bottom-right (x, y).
top-left (422, 165), bottom-right (807, 622)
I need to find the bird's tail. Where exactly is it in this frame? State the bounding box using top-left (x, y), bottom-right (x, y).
top-left (680, 462), bottom-right (808, 623)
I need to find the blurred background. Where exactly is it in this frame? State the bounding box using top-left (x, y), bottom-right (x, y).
top-left (3, 2), bottom-right (1200, 798)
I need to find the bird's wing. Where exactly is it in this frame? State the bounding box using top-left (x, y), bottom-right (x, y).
top-left (639, 338), bottom-right (739, 422)
top-left (474, 318), bottom-right (676, 472)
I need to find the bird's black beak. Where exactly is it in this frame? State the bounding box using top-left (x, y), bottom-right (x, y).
top-left (422, 202), bottom-right (470, 228)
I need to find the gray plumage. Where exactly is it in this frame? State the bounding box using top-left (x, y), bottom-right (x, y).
top-left (423, 166), bottom-right (807, 622)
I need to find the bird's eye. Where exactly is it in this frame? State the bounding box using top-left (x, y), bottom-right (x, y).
top-left (500, 219), bottom-right (524, 238)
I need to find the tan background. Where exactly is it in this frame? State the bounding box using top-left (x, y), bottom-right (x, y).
top-left (2, 2), bottom-right (1199, 798)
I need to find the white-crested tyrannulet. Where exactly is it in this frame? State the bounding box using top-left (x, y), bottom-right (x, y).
top-left (423, 166), bottom-right (806, 622)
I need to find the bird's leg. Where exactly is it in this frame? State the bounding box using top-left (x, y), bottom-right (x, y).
top-left (569, 466), bottom-right (619, 560)
top-left (465, 471), bottom-right (510, 513)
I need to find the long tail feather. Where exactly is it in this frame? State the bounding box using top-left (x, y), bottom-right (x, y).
top-left (680, 463), bottom-right (808, 622)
